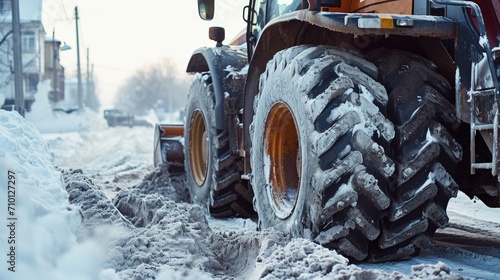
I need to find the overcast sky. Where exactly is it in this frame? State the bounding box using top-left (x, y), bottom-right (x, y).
top-left (42, 0), bottom-right (247, 107)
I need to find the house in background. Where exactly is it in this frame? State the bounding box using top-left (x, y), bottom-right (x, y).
top-left (44, 36), bottom-right (66, 103)
top-left (0, 0), bottom-right (45, 112)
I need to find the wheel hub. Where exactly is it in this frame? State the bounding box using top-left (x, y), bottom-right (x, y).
top-left (264, 102), bottom-right (301, 219)
top-left (189, 110), bottom-right (208, 186)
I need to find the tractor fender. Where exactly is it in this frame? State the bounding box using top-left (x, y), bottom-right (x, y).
top-left (186, 45), bottom-right (248, 130)
top-left (242, 10), bottom-right (457, 160)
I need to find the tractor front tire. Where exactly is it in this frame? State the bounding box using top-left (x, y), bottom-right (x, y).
top-left (250, 45), bottom-right (395, 261)
top-left (185, 72), bottom-right (255, 218)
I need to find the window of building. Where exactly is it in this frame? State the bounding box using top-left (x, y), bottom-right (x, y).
top-left (22, 31), bottom-right (36, 52)
top-left (0, 0), bottom-right (11, 14)
top-left (26, 73), bottom-right (39, 93)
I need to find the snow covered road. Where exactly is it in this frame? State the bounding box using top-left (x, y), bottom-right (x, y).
top-left (44, 126), bottom-right (155, 198)
top-left (42, 122), bottom-right (500, 279)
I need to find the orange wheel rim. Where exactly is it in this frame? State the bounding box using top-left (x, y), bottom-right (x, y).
top-left (264, 102), bottom-right (301, 219)
top-left (189, 110), bottom-right (208, 186)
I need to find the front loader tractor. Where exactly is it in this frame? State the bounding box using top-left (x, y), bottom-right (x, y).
top-left (154, 0), bottom-right (500, 262)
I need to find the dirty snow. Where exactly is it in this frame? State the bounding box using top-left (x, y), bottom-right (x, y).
top-left (0, 85), bottom-right (499, 279)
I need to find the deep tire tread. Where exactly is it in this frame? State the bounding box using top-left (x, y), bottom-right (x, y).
top-left (367, 49), bottom-right (462, 262)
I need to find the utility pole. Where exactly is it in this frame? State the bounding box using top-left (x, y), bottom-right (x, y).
top-left (86, 47), bottom-right (89, 107)
top-left (75, 6), bottom-right (83, 111)
top-left (52, 29), bottom-right (57, 99)
top-left (11, 0), bottom-right (24, 117)
top-left (91, 63), bottom-right (95, 107)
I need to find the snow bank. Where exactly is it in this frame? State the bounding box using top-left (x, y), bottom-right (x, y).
top-left (0, 110), bottom-right (102, 280)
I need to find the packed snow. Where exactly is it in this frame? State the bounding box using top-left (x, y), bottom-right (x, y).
top-left (1, 83), bottom-right (499, 279)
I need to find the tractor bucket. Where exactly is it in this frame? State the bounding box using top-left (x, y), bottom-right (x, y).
top-left (153, 124), bottom-right (185, 175)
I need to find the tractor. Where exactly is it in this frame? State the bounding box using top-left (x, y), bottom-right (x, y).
top-left (154, 0), bottom-right (500, 262)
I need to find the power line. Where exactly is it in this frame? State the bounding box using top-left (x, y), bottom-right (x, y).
top-left (41, 0), bottom-right (72, 26)
top-left (58, 0), bottom-right (70, 21)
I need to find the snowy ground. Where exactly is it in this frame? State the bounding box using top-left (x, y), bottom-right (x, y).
top-left (1, 86), bottom-right (499, 279)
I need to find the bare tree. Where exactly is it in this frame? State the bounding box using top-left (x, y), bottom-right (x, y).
top-left (114, 58), bottom-right (188, 115)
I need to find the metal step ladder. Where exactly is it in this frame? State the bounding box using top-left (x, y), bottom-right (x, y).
top-left (469, 74), bottom-right (499, 176)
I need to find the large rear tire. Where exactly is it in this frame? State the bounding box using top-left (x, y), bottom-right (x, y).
top-left (250, 45), bottom-right (395, 261)
top-left (185, 73), bottom-right (255, 218)
top-left (366, 49), bottom-right (463, 262)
